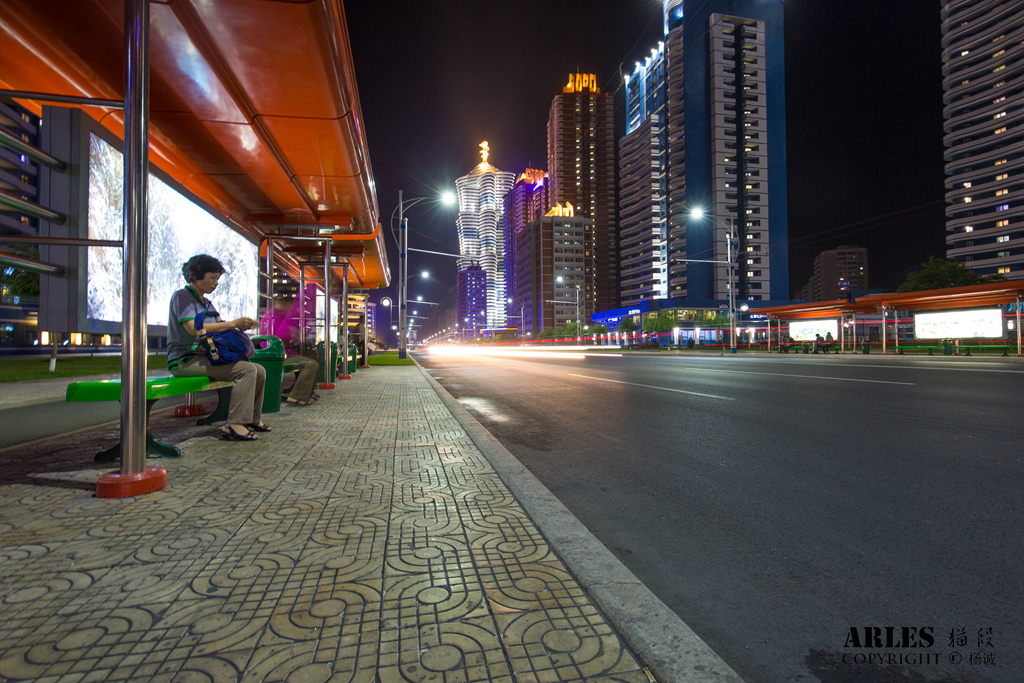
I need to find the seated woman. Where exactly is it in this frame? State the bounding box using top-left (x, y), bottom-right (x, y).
top-left (259, 292), bottom-right (320, 406)
top-left (167, 254), bottom-right (269, 441)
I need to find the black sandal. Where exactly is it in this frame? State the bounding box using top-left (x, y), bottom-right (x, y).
top-left (221, 427), bottom-right (257, 441)
top-left (286, 398), bottom-right (312, 407)
top-left (248, 423), bottom-right (272, 432)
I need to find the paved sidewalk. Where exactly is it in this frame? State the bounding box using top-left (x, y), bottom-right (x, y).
top-left (0, 366), bottom-right (733, 683)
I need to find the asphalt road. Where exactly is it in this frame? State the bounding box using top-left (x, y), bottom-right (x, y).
top-left (413, 349), bottom-right (1024, 683)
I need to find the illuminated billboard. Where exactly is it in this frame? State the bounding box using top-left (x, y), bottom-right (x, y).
top-left (86, 132), bottom-right (258, 328)
top-left (914, 309), bottom-right (1003, 339)
top-left (788, 320), bottom-right (837, 341)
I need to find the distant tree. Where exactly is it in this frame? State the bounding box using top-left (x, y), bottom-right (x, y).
top-left (0, 245), bottom-right (41, 299)
top-left (643, 310), bottom-right (676, 333)
top-left (897, 256), bottom-right (1006, 293)
top-left (616, 317), bottom-right (636, 333)
top-left (588, 323), bottom-right (608, 335)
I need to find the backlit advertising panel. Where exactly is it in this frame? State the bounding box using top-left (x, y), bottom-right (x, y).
top-left (87, 133), bottom-right (258, 328)
top-left (788, 320), bottom-right (837, 341)
top-left (914, 309), bottom-right (1002, 339)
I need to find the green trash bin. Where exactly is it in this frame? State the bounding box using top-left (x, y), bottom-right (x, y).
top-left (347, 343), bottom-right (358, 374)
top-left (251, 335), bottom-right (285, 413)
top-left (802, 343), bottom-right (811, 354)
top-left (316, 341), bottom-right (338, 383)
top-left (941, 339), bottom-right (953, 356)
top-left (862, 341), bottom-right (870, 354)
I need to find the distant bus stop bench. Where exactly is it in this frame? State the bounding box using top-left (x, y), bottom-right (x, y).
top-left (66, 376), bottom-right (232, 463)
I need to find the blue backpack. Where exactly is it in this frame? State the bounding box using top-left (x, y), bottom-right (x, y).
top-left (195, 310), bottom-right (255, 365)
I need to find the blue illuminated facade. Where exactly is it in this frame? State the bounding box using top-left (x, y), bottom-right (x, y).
top-left (617, 0), bottom-right (788, 311)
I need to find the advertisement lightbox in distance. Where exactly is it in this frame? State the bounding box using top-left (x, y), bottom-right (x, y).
top-left (914, 309), bottom-right (1003, 339)
top-left (788, 320), bottom-right (837, 341)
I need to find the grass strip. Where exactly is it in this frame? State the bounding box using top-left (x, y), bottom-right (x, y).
top-left (367, 351), bottom-right (416, 366)
top-left (0, 354), bottom-right (168, 383)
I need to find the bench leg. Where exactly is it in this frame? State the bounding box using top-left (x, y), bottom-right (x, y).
top-left (196, 387), bottom-right (232, 425)
top-left (94, 399), bottom-right (182, 463)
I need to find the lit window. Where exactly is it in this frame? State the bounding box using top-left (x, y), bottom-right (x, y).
top-left (995, 127), bottom-right (1007, 134)
top-left (965, 226), bottom-right (974, 232)
top-left (998, 266), bottom-right (1011, 274)
top-left (997, 235), bottom-right (1010, 242)
top-left (997, 189), bottom-right (1009, 196)
top-left (964, 197), bottom-right (972, 202)
top-left (962, 80), bottom-right (970, 85)
top-left (996, 158), bottom-right (1008, 165)
top-left (994, 111), bottom-right (1006, 118)
top-left (964, 182), bottom-right (972, 188)
top-left (993, 65), bottom-right (1005, 73)
top-left (993, 50), bottom-right (1005, 58)
top-left (961, 50), bottom-right (970, 56)
top-left (994, 96), bottom-right (1006, 104)
top-left (995, 81), bottom-right (1006, 87)
top-left (998, 204), bottom-right (1010, 211)
top-left (997, 173), bottom-right (1008, 181)
top-left (997, 219), bottom-right (1010, 227)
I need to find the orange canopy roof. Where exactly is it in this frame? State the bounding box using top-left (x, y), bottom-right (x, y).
top-left (0, 0), bottom-right (388, 289)
top-left (757, 281), bottom-right (1024, 319)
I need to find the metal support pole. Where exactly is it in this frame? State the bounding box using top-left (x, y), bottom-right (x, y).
top-left (299, 271), bottom-right (306, 357)
top-left (98, 0), bottom-right (166, 497)
top-left (264, 237), bottom-right (274, 316)
top-left (1017, 297), bottom-right (1021, 357)
top-left (340, 263), bottom-right (351, 379)
top-left (840, 316), bottom-right (845, 354)
top-left (767, 318), bottom-right (772, 353)
top-left (321, 239), bottom-right (335, 388)
top-left (882, 308), bottom-right (888, 355)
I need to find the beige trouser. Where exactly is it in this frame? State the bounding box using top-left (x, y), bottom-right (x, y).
top-left (172, 355), bottom-right (265, 425)
top-left (284, 354), bottom-right (319, 401)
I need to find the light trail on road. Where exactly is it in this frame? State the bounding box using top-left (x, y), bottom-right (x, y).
top-left (675, 366), bottom-right (917, 385)
top-left (567, 373), bottom-right (736, 400)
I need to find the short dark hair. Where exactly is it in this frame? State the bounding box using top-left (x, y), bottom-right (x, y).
top-left (182, 255), bottom-right (225, 283)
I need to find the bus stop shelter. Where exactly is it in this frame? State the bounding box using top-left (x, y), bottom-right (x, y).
top-left (756, 281), bottom-right (1024, 356)
top-left (0, 0), bottom-right (389, 495)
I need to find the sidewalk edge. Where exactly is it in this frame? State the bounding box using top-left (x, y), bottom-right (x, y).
top-left (414, 361), bottom-right (745, 683)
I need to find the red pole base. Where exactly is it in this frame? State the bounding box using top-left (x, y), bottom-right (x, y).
top-left (174, 405), bottom-right (206, 417)
top-left (360, 364), bottom-right (370, 369)
top-left (96, 466), bottom-right (167, 498)
top-left (338, 373), bottom-right (352, 380)
top-left (319, 382), bottom-right (336, 390)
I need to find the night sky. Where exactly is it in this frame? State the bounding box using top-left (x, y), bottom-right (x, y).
top-left (344, 0), bottom-right (945, 343)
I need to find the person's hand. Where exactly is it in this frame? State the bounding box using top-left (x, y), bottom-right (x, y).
top-left (234, 317), bottom-right (256, 330)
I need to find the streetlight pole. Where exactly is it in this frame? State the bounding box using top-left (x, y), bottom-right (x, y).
top-left (399, 190), bottom-right (408, 359)
top-left (727, 216), bottom-right (736, 354)
top-left (685, 209), bottom-right (738, 354)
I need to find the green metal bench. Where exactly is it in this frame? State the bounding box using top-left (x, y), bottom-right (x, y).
top-left (67, 376), bottom-right (232, 463)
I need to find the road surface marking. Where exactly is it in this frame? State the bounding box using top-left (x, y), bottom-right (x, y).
top-left (683, 367), bottom-right (915, 385)
top-left (568, 374), bottom-right (736, 400)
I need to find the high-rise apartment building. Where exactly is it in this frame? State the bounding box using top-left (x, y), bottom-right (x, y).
top-left (795, 246), bottom-right (869, 301)
top-left (456, 266), bottom-right (487, 339)
top-left (623, 0), bottom-right (788, 306)
top-left (943, 1), bottom-right (1024, 280)
top-left (547, 73), bottom-right (617, 311)
top-left (503, 169), bottom-right (549, 328)
top-left (514, 204), bottom-right (594, 337)
top-left (455, 142), bottom-right (515, 329)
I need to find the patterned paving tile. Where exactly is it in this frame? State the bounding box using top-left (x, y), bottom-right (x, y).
top-left (0, 368), bottom-right (646, 682)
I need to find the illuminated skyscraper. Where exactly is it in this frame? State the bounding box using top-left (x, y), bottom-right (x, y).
top-left (547, 73), bottom-right (617, 311)
top-left (502, 169), bottom-right (549, 326)
top-left (622, 0), bottom-right (788, 305)
top-left (455, 142), bottom-right (515, 329)
top-left (943, 1), bottom-right (1024, 280)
